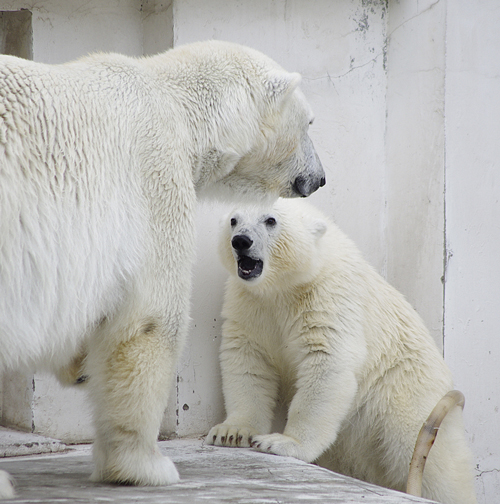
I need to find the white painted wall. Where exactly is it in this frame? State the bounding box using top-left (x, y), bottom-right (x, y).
top-left (444, 1), bottom-right (500, 501)
top-left (0, 1), bottom-right (498, 501)
top-left (385, 0), bottom-right (446, 348)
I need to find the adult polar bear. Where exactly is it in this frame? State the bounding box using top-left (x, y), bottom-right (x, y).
top-left (208, 199), bottom-right (477, 504)
top-left (0, 40), bottom-right (324, 496)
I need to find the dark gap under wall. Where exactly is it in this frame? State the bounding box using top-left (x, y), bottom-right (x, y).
top-left (0, 9), bottom-right (32, 59)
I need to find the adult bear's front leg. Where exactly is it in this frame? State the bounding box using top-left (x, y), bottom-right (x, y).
top-left (88, 318), bottom-right (180, 486)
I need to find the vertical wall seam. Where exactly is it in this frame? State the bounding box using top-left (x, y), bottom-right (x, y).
top-left (31, 377), bottom-right (35, 433)
top-left (442, 0), bottom-right (448, 360)
top-left (172, 0), bottom-right (177, 47)
top-left (381, 0), bottom-right (389, 281)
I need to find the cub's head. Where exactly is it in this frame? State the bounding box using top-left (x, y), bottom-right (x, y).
top-left (189, 41), bottom-right (326, 202)
top-left (219, 199), bottom-right (328, 292)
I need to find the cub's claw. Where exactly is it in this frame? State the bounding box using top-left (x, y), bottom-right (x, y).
top-left (251, 433), bottom-right (311, 461)
top-left (206, 424), bottom-right (259, 448)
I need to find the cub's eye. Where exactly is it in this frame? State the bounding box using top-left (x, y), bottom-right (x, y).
top-left (230, 218), bottom-right (237, 227)
top-left (265, 217), bottom-right (276, 227)
top-left (309, 118), bottom-right (314, 126)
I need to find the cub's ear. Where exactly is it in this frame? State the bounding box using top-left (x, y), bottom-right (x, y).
top-left (265, 71), bottom-right (302, 101)
top-left (311, 219), bottom-right (327, 239)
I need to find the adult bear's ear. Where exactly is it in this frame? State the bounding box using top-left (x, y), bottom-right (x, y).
top-left (265, 71), bottom-right (302, 101)
top-left (311, 219), bottom-right (327, 239)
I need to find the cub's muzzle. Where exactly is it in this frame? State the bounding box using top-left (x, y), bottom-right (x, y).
top-left (231, 234), bottom-right (263, 280)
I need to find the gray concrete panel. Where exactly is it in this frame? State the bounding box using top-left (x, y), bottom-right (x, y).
top-left (0, 438), bottom-right (434, 503)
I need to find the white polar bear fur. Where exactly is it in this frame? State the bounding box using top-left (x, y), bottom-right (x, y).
top-left (0, 40), bottom-right (324, 495)
top-left (208, 198), bottom-right (477, 504)
top-left (0, 472), bottom-right (14, 500)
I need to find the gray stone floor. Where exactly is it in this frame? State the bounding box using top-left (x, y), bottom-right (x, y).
top-left (0, 429), bottom-right (434, 503)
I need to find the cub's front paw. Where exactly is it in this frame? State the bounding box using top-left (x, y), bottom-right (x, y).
top-left (206, 424), bottom-right (259, 448)
top-left (251, 433), bottom-right (311, 462)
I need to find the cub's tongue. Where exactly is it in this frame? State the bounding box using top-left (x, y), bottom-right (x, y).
top-left (237, 255), bottom-right (263, 280)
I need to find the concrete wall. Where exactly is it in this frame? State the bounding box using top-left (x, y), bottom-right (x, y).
top-left (385, 0), bottom-right (446, 347)
top-left (0, 0), bottom-right (498, 501)
top-left (444, 1), bottom-right (500, 501)
top-left (0, 9), bottom-right (32, 59)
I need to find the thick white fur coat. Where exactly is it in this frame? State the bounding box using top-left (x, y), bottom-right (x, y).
top-left (208, 199), bottom-right (477, 504)
top-left (0, 41), bottom-right (324, 495)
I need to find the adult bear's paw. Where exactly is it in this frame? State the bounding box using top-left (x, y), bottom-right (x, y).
top-left (206, 424), bottom-right (259, 448)
top-left (91, 442), bottom-right (179, 486)
top-left (0, 470), bottom-right (15, 499)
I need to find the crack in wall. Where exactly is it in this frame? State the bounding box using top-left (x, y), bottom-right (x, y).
top-left (303, 52), bottom-right (384, 84)
top-left (477, 468), bottom-right (500, 476)
top-left (388, 0), bottom-right (441, 38)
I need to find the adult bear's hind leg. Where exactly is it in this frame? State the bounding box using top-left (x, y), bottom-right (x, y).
top-left (88, 318), bottom-right (180, 486)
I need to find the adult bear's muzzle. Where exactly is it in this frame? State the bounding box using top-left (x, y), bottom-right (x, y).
top-left (293, 173), bottom-right (326, 197)
top-left (291, 134), bottom-right (326, 197)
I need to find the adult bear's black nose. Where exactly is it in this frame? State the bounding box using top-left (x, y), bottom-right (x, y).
top-left (293, 172), bottom-right (326, 197)
top-left (232, 235), bottom-right (253, 251)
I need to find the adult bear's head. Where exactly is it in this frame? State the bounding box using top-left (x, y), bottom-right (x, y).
top-left (176, 41), bottom-right (326, 202)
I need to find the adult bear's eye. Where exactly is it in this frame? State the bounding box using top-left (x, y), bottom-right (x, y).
top-left (230, 218), bottom-right (237, 227)
top-left (265, 217), bottom-right (276, 226)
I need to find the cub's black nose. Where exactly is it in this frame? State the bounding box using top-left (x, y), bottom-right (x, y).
top-left (320, 176), bottom-right (326, 187)
top-left (232, 235), bottom-right (253, 251)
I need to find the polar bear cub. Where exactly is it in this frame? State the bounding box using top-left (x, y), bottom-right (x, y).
top-left (207, 199), bottom-right (477, 504)
top-left (0, 41), bottom-right (324, 496)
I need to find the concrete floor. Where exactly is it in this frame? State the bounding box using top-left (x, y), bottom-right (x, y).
top-left (0, 429), bottom-right (434, 503)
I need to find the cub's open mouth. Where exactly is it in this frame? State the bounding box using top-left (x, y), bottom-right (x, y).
top-left (237, 255), bottom-right (263, 280)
